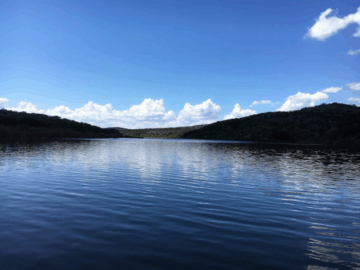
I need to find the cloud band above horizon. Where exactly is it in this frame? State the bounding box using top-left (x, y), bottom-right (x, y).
top-left (1, 97), bottom-right (250, 128)
top-left (1, 82), bottom-right (355, 128)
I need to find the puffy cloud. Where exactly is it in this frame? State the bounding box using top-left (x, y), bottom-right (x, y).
top-left (321, 86), bottom-right (342, 93)
top-left (223, 104), bottom-right (257, 120)
top-left (276, 92), bottom-right (329, 112)
top-left (176, 99), bottom-right (221, 126)
top-left (346, 82), bottom-right (360, 91)
top-left (305, 7), bottom-right (360, 41)
top-left (348, 49), bottom-right (360, 55)
top-left (0, 97), bottom-right (9, 109)
top-left (348, 97), bottom-right (360, 105)
top-left (125, 99), bottom-right (176, 122)
top-left (7, 98), bottom-right (178, 128)
top-left (3, 98), bottom-right (222, 128)
top-left (11, 101), bottom-right (45, 114)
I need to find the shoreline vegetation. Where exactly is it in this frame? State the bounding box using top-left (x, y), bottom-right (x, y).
top-left (114, 125), bottom-right (205, 139)
top-left (1, 103), bottom-right (359, 148)
top-left (182, 103), bottom-right (360, 148)
top-left (0, 109), bottom-right (127, 142)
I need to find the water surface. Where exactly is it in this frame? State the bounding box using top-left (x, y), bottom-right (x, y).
top-left (0, 139), bottom-right (359, 269)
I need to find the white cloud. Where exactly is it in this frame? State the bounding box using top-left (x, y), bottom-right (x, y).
top-left (305, 7), bottom-right (360, 41)
top-left (11, 101), bottom-right (45, 114)
top-left (250, 100), bottom-right (279, 107)
top-left (7, 98), bottom-right (178, 128)
top-left (348, 97), bottom-right (360, 105)
top-left (251, 100), bottom-right (271, 105)
top-left (223, 104), bottom-right (257, 120)
top-left (348, 49), bottom-right (360, 55)
top-left (0, 97), bottom-right (9, 109)
top-left (176, 99), bottom-right (221, 126)
top-left (2, 97), bottom-right (222, 128)
top-left (321, 86), bottom-right (342, 93)
top-left (346, 82), bottom-right (360, 91)
top-left (276, 91), bottom-right (329, 112)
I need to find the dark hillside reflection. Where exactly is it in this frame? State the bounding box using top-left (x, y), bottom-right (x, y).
top-left (0, 139), bottom-right (359, 269)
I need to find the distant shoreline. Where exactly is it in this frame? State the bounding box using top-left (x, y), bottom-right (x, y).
top-left (2, 103), bottom-right (359, 148)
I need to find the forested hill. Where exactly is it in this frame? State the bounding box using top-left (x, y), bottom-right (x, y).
top-left (182, 103), bottom-right (360, 147)
top-left (0, 109), bottom-right (125, 141)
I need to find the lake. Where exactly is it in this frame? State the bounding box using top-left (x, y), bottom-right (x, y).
top-left (0, 139), bottom-right (359, 269)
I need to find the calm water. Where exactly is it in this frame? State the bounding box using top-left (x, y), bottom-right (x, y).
top-left (0, 139), bottom-right (359, 270)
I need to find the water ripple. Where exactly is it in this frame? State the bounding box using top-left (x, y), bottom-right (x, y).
top-left (0, 139), bottom-right (359, 269)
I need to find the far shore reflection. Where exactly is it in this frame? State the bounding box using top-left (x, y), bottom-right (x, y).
top-left (0, 138), bottom-right (359, 269)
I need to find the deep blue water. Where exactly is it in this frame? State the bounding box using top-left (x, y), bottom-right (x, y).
top-left (0, 139), bottom-right (359, 270)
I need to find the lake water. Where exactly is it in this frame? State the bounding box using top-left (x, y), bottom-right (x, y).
top-left (0, 139), bottom-right (359, 270)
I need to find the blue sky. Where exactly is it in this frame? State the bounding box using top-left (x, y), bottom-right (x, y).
top-left (1, 0), bottom-right (359, 128)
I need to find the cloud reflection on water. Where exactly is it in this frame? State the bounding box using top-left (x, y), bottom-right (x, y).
top-left (1, 139), bottom-right (359, 269)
